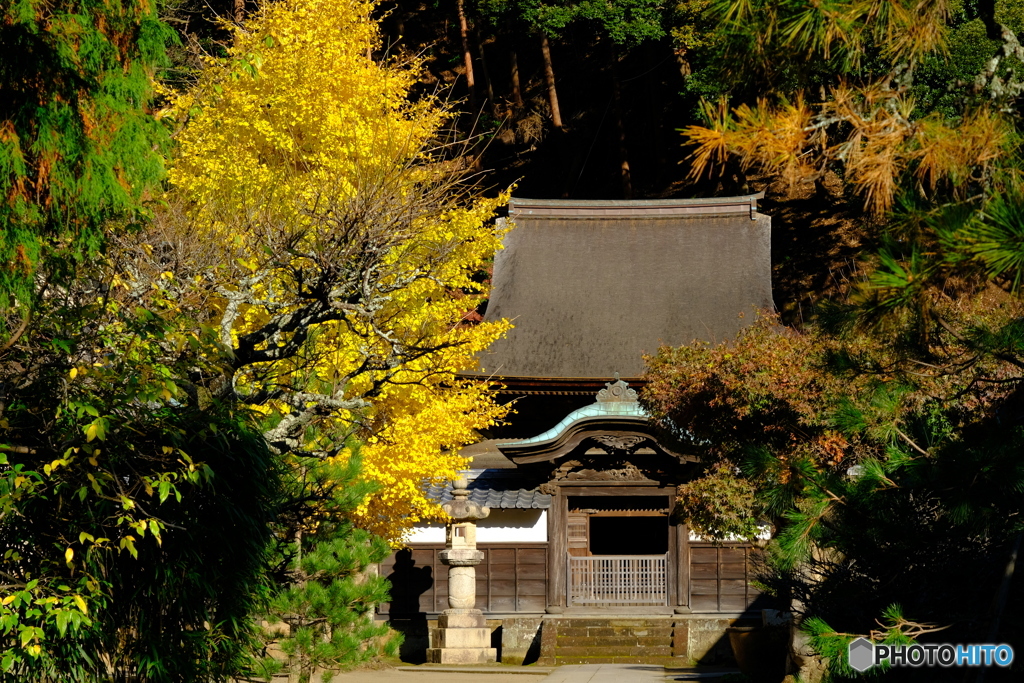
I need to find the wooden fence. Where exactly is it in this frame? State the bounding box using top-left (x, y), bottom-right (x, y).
top-left (567, 554), bottom-right (668, 606)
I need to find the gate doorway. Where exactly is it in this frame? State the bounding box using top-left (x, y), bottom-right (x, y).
top-left (565, 496), bottom-right (670, 607)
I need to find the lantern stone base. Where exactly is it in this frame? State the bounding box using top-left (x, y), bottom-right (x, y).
top-left (425, 645), bottom-right (497, 664)
top-left (438, 608), bottom-right (486, 629)
top-left (426, 609), bottom-right (496, 664)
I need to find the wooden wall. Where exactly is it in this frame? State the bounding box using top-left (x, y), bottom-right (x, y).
top-left (379, 543), bottom-right (548, 616)
top-left (688, 543), bottom-right (763, 612)
top-left (381, 540), bottom-right (764, 616)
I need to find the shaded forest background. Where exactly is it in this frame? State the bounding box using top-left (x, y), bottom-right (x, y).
top-left (165, 0), bottom-right (708, 199)
top-left (158, 0), bottom-right (958, 325)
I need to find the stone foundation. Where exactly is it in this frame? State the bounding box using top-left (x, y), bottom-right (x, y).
top-left (497, 617), bottom-right (544, 665)
top-left (425, 608), bottom-right (497, 664)
top-left (387, 613), bottom-right (749, 666)
top-left (684, 617), bottom-right (736, 663)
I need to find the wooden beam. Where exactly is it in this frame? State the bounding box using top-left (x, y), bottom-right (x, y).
top-left (554, 479), bottom-right (666, 488)
top-left (579, 509), bottom-right (668, 517)
top-left (667, 500), bottom-right (678, 608)
top-left (559, 485), bottom-right (675, 496)
top-left (676, 522), bottom-right (691, 612)
top-left (548, 490), bottom-right (567, 609)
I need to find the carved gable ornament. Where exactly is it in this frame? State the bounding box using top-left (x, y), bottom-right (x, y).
top-left (596, 374), bottom-right (638, 403)
top-left (540, 457), bottom-right (650, 490)
top-left (591, 434), bottom-right (647, 453)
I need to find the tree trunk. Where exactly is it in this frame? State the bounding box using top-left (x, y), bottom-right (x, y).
top-left (510, 45), bottom-right (524, 108)
top-left (540, 33), bottom-right (564, 130)
top-left (456, 0), bottom-right (477, 112)
top-left (233, 0), bottom-right (245, 48)
top-left (645, 41), bottom-right (666, 188)
top-left (608, 42), bottom-right (632, 198)
top-left (475, 26), bottom-right (496, 116)
top-left (788, 621), bottom-right (828, 683)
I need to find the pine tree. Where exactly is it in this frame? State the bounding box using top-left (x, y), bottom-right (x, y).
top-left (257, 458), bottom-right (399, 683)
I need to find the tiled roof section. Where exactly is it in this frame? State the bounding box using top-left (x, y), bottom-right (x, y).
top-left (469, 195), bottom-right (774, 379)
top-left (458, 439), bottom-right (519, 469)
top-left (425, 480), bottom-right (552, 509)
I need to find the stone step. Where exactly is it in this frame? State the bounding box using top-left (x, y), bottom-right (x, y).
top-left (542, 617), bottom-right (683, 666)
top-left (556, 619), bottom-right (671, 628)
top-left (555, 645), bottom-right (673, 658)
top-left (555, 636), bottom-right (671, 649)
top-left (430, 627), bottom-right (491, 648)
top-left (556, 626), bottom-right (673, 638)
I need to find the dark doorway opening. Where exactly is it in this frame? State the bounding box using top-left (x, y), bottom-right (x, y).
top-left (589, 516), bottom-right (668, 555)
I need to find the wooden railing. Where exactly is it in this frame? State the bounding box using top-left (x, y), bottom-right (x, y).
top-left (567, 554), bottom-right (668, 606)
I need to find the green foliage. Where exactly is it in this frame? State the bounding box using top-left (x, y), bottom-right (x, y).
top-left (573, 0), bottom-right (666, 45)
top-left (911, 18), bottom-right (1001, 118)
top-left (704, 0), bottom-right (954, 81)
top-left (803, 604), bottom-right (944, 680)
top-left (0, 257), bottom-right (285, 681)
top-left (2, 0), bottom-right (485, 680)
top-left (965, 191), bottom-right (1024, 288)
top-left (0, 0), bottom-right (173, 314)
top-left (477, 0), bottom-right (666, 44)
top-left (676, 461), bottom-right (762, 541)
top-left (256, 457), bottom-right (399, 683)
top-left (667, 5), bottom-right (1024, 652)
top-left (852, 185), bottom-right (1024, 328)
top-left (668, 0), bottom-right (734, 107)
top-left (0, 2), bottom-right (288, 678)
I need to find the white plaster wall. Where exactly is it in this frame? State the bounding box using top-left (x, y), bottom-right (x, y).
top-left (689, 523), bottom-right (772, 542)
top-left (405, 509), bottom-right (547, 544)
top-left (405, 523), bottom-right (445, 544)
top-left (479, 509), bottom-right (547, 542)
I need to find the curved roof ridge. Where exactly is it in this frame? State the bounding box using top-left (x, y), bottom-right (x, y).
top-left (509, 193), bottom-right (765, 219)
top-left (499, 399), bottom-right (648, 448)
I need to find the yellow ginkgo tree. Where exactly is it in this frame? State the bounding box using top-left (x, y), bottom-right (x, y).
top-left (159, 0), bottom-right (510, 541)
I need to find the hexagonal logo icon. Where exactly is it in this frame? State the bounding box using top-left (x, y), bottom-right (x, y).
top-left (848, 637), bottom-right (875, 672)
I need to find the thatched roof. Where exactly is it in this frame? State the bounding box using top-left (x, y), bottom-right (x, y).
top-left (473, 195), bottom-right (773, 379)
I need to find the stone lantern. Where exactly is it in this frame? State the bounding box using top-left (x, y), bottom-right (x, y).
top-left (425, 475), bottom-right (497, 664)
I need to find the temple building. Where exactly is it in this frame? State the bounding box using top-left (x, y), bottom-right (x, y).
top-left (380, 195), bottom-right (776, 665)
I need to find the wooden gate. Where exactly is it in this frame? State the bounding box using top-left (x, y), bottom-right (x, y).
top-left (567, 554), bottom-right (668, 606)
